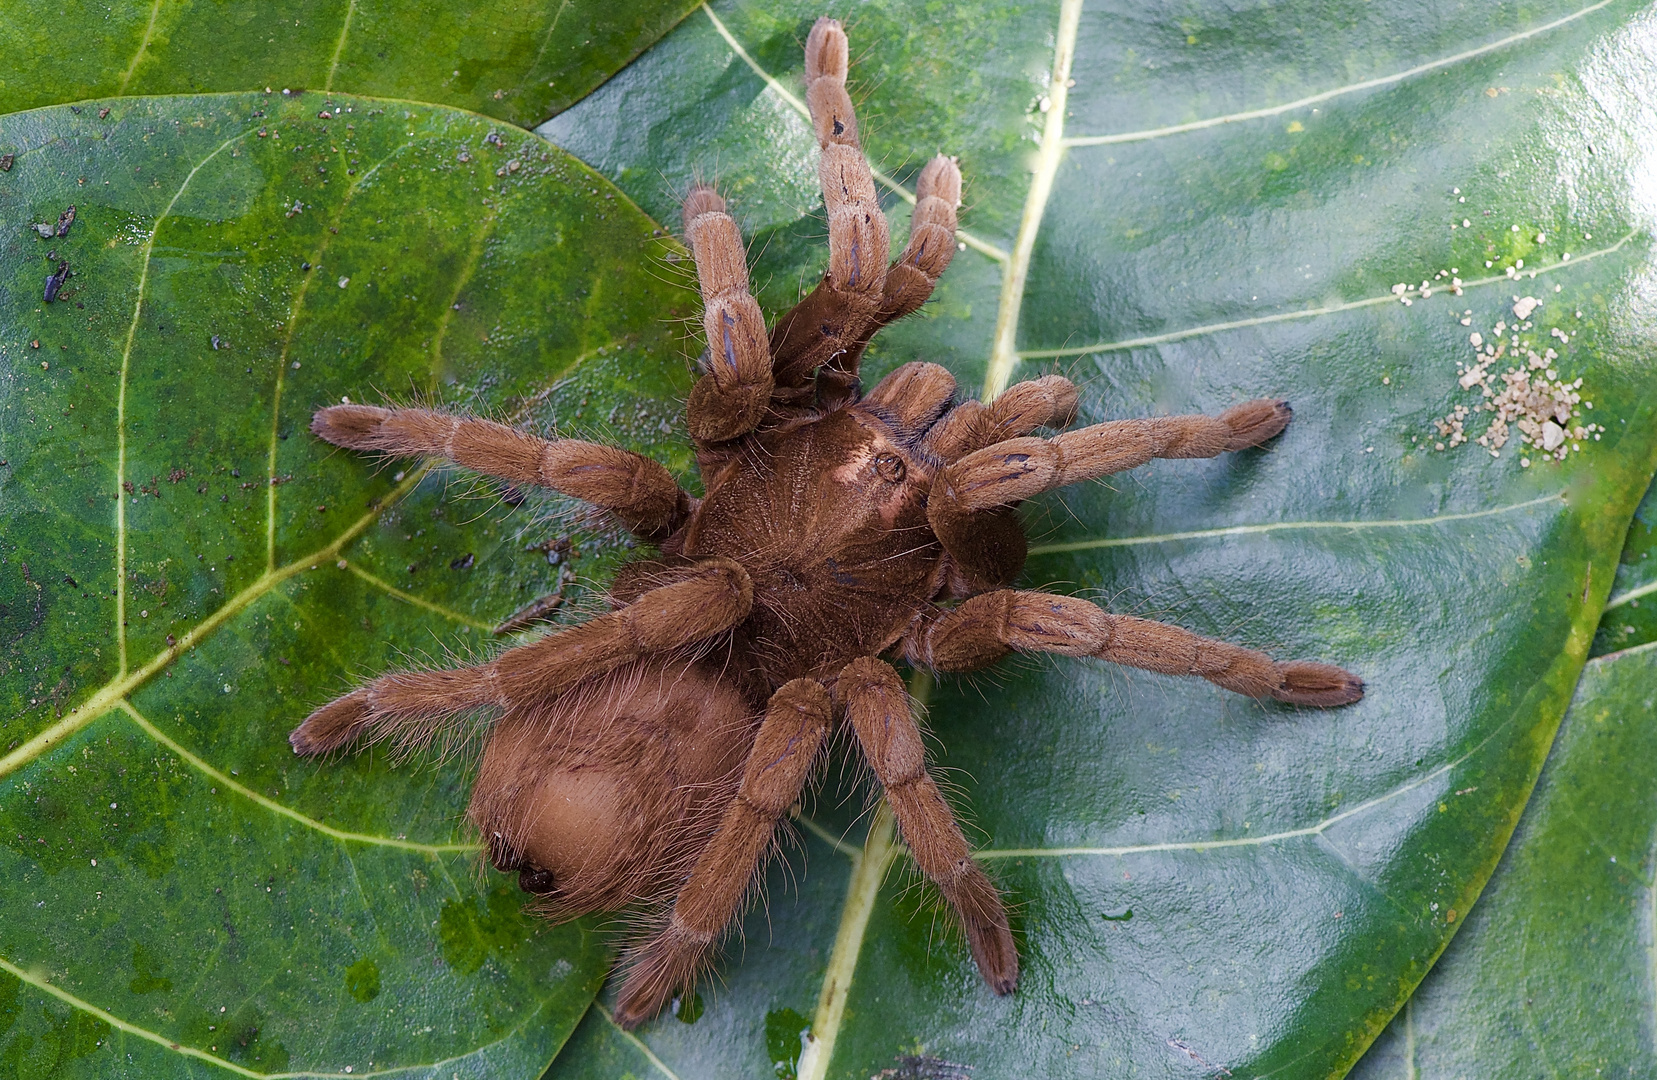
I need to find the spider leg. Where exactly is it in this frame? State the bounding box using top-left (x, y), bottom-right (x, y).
top-left (288, 558), bottom-right (754, 756)
top-left (837, 656), bottom-right (1017, 994)
top-left (919, 374), bottom-right (1079, 461)
top-left (682, 186), bottom-right (775, 443)
top-left (312, 405), bottom-right (688, 540)
top-left (906, 590), bottom-right (1364, 706)
top-left (766, 18), bottom-right (891, 390)
top-left (927, 398), bottom-right (1291, 587)
top-left (612, 678), bottom-right (832, 1029)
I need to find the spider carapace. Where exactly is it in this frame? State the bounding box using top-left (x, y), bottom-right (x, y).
top-left (290, 17), bottom-right (1364, 1028)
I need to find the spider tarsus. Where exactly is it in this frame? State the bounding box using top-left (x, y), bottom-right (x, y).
top-left (1219, 397), bottom-right (1293, 451)
top-left (289, 688), bottom-right (372, 755)
top-left (613, 922), bottom-right (711, 1029)
top-left (311, 403), bottom-right (392, 449)
top-left (1272, 661), bottom-right (1365, 707)
top-left (915, 153), bottom-right (963, 208)
top-left (804, 17), bottom-right (849, 85)
top-left (681, 184), bottom-right (725, 229)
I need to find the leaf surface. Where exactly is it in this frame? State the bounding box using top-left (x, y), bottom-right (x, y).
top-left (538, 2), bottom-right (1657, 1078)
top-left (1348, 635), bottom-right (1657, 1078)
top-left (0, 92), bottom-right (701, 1077)
top-left (1592, 474), bottom-right (1657, 655)
top-left (0, 0), bottom-right (697, 129)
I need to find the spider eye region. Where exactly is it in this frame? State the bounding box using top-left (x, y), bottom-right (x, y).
top-left (873, 452), bottom-right (906, 482)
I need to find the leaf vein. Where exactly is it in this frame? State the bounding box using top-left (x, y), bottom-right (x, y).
top-left (1026, 491), bottom-right (1565, 555)
top-left (1063, 0), bottom-right (1617, 148)
top-left (118, 699), bottom-right (476, 853)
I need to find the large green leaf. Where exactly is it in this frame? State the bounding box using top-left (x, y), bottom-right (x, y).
top-left (0, 0), bottom-right (697, 129)
top-left (538, 2), bottom-right (1657, 1078)
top-left (0, 92), bottom-right (702, 1075)
top-left (1348, 637), bottom-right (1657, 1078)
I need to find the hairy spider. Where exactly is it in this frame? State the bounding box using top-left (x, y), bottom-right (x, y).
top-left (289, 17), bottom-right (1364, 1029)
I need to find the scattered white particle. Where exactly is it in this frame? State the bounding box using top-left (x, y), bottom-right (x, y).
top-left (1555, 284), bottom-right (1562, 292)
top-left (393, 470), bottom-right (406, 481)
top-left (1462, 218), bottom-right (1470, 228)
top-left (1575, 311), bottom-right (1583, 318)
top-left (1536, 232), bottom-right (1546, 243)
top-left (1541, 421), bottom-right (1566, 451)
top-left (91, 859), bottom-right (96, 866)
top-left (1038, 95), bottom-right (1052, 112)
top-left (1511, 224), bottom-right (1521, 232)
top-left (1365, 446), bottom-right (1374, 453)
top-left (1459, 196), bottom-right (1466, 202)
top-left (957, 241), bottom-right (966, 251)
top-left (1521, 457), bottom-right (1531, 467)
top-left (1515, 258), bottom-right (1524, 269)
top-left (1382, 376), bottom-right (1390, 384)
top-left (338, 276), bottom-right (350, 288)
top-left (1460, 317), bottom-right (1472, 325)
top-left (341, 395), bottom-right (350, 403)
top-left (1453, 187), bottom-right (1460, 194)
top-left (1562, 253), bottom-right (1570, 260)
top-left (223, 684), bottom-right (233, 694)
top-left (1469, 332), bottom-right (1483, 347)
top-left (110, 803), bottom-right (117, 809)
top-left (1512, 296), bottom-right (1540, 319)
top-left (1486, 260), bottom-right (1494, 268)
top-left (1585, 233), bottom-right (1592, 239)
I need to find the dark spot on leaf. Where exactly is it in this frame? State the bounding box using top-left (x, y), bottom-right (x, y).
top-left (344, 957), bottom-right (381, 1002)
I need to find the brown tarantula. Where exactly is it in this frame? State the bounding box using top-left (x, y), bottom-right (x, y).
top-left (290, 17), bottom-right (1364, 1028)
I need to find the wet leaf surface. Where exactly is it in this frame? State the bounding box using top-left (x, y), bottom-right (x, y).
top-left (0, 92), bottom-right (700, 1076)
top-left (1349, 637), bottom-right (1657, 1078)
top-left (539, 2), bottom-right (1657, 1077)
top-left (1592, 473), bottom-right (1657, 655)
top-left (0, 0), bottom-right (697, 129)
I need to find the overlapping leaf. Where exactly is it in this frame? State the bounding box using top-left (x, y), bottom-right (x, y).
top-left (0, 92), bottom-right (701, 1076)
top-left (1348, 624), bottom-right (1657, 1076)
top-left (0, 0), bottom-right (697, 129)
top-left (1593, 475), bottom-right (1657, 655)
top-left (540, 2), bottom-right (1657, 1077)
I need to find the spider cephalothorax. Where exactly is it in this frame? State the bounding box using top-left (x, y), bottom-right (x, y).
top-left (290, 17), bottom-right (1363, 1029)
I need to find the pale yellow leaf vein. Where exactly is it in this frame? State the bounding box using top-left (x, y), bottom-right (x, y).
top-left (325, 0), bottom-right (357, 91)
top-left (118, 699), bottom-right (476, 853)
top-left (595, 1002), bottom-right (686, 1080)
top-left (1064, 0), bottom-right (1616, 148)
top-left (795, 671), bottom-right (929, 1080)
top-left (0, 468), bottom-right (427, 781)
top-left (342, 560), bottom-right (494, 632)
top-left (116, 130), bottom-right (250, 676)
top-left (977, 745), bottom-right (1466, 860)
top-left (116, 0), bottom-right (165, 94)
top-left (267, 142), bottom-right (418, 571)
top-left (0, 951), bottom-right (544, 1078)
top-left (1027, 491), bottom-right (1564, 556)
top-left (1016, 231), bottom-right (1638, 362)
top-left (982, 0), bottom-right (1083, 401)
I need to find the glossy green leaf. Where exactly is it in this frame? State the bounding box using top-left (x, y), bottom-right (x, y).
top-left (0, 92), bottom-right (702, 1076)
top-left (0, 0), bottom-right (697, 129)
top-left (1592, 473), bottom-right (1657, 656)
top-left (1349, 637), bottom-right (1657, 1078)
top-left (538, 2), bottom-right (1657, 1077)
